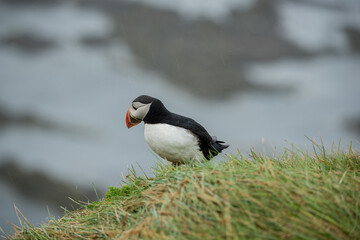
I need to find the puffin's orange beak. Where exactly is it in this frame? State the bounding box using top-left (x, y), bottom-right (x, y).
top-left (126, 108), bottom-right (141, 128)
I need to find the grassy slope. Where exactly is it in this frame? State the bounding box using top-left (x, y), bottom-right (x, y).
top-left (8, 141), bottom-right (360, 239)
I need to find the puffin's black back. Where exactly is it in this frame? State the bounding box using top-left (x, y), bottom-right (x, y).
top-left (163, 113), bottom-right (229, 159)
top-left (133, 95), bottom-right (229, 159)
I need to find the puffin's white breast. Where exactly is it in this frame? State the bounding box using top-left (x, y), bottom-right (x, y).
top-left (144, 123), bottom-right (203, 163)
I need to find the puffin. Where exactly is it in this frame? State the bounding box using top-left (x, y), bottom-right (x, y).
top-left (125, 95), bottom-right (229, 165)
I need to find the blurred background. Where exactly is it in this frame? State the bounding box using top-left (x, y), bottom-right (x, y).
top-left (0, 0), bottom-right (359, 234)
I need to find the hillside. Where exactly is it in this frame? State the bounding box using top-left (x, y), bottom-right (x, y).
top-left (7, 141), bottom-right (360, 239)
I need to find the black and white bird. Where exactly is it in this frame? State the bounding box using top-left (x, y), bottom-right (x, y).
top-left (125, 95), bottom-right (229, 165)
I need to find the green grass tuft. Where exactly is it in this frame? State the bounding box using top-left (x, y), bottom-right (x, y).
top-left (105, 179), bottom-right (150, 200)
top-left (6, 141), bottom-right (360, 240)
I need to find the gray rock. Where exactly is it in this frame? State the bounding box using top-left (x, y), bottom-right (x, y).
top-left (0, 0), bottom-right (60, 5)
top-left (1, 33), bottom-right (56, 54)
top-left (345, 27), bottom-right (360, 53)
top-left (103, 0), bottom-right (308, 98)
top-left (0, 158), bottom-right (102, 211)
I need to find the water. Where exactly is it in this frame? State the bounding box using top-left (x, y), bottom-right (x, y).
top-left (0, 0), bottom-right (359, 234)
top-left (131, 0), bottom-right (255, 21)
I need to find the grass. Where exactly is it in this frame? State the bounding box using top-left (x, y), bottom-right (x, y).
top-left (6, 140), bottom-right (360, 239)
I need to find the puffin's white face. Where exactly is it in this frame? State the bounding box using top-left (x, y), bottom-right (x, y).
top-left (126, 102), bottom-right (152, 128)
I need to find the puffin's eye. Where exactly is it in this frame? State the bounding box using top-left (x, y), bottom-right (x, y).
top-left (132, 105), bottom-right (138, 110)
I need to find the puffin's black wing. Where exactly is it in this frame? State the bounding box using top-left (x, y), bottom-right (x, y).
top-left (162, 113), bottom-right (229, 160)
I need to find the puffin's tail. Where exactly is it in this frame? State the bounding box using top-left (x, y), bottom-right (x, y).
top-left (210, 136), bottom-right (229, 157)
top-left (212, 140), bottom-right (229, 153)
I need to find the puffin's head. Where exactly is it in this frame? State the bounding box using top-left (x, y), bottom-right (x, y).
top-left (125, 95), bottom-right (157, 128)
